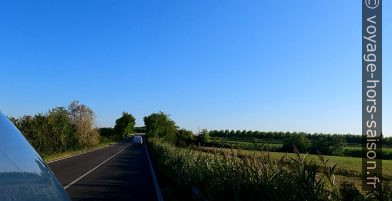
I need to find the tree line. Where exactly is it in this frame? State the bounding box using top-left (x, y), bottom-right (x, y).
top-left (11, 103), bottom-right (390, 159)
top-left (9, 101), bottom-right (136, 157)
top-left (208, 130), bottom-right (392, 146)
top-left (142, 114), bottom-right (392, 157)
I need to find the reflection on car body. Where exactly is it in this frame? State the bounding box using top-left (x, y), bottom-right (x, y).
top-left (0, 112), bottom-right (71, 201)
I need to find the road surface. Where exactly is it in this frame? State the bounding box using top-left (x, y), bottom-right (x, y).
top-left (48, 137), bottom-right (159, 201)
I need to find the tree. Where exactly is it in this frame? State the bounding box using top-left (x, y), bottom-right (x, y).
top-left (175, 129), bottom-right (194, 146)
top-left (224, 130), bottom-right (230, 136)
top-left (99, 127), bottom-right (116, 139)
top-left (229, 130), bottom-right (235, 136)
top-left (9, 101), bottom-right (102, 156)
top-left (199, 129), bottom-right (211, 144)
top-left (133, 126), bottom-right (146, 133)
top-left (144, 112), bottom-right (177, 142)
top-left (311, 135), bottom-right (346, 156)
top-left (241, 130), bottom-right (247, 136)
top-left (114, 112), bottom-right (136, 138)
top-left (47, 107), bottom-right (77, 151)
top-left (68, 101), bottom-right (99, 146)
top-left (282, 134), bottom-right (311, 153)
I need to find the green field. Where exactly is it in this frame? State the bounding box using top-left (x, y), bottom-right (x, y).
top-left (210, 136), bottom-right (392, 159)
top-left (345, 145), bottom-right (392, 156)
top-left (149, 138), bottom-right (392, 201)
top-left (198, 146), bottom-right (392, 180)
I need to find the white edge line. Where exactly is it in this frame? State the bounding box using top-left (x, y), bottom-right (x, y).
top-left (47, 145), bottom-right (112, 164)
top-left (145, 144), bottom-right (164, 201)
top-left (64, 145), bottom-right (130, 189)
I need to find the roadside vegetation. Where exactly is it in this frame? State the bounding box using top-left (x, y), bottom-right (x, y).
top-left (8, 101), bottom-right (135, 161)
top-left (144, 112), bottom-right (392, 201)
top-left (8, 106), bottom-right (392, 200)
top-left (149, 138), bottom-right (391, 201)
top-left (196, 147), bottom-right (392, 180)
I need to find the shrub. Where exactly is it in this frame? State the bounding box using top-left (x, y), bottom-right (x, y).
top-left (311, 135), bottom-right (346, 156)
top-left (47, 107), bottom-right (78, 151)
top-left (9, 101), bottom-right (101, 156)
top-left (198, 129), bottom-right (211, 145)
top-left (99, 127), bottom-right (116, 137)
top-left (133, 126), bottom-right (146, 133)
top-left (175, 129), bottom-right (194, 146)
top-left (339, 182), bottom-right (363, 201)
top-left (282, 134), bottom-right (311, 153)
top-left (68, 101), bottom-right (99, 146)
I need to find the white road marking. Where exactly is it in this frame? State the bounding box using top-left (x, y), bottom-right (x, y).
top-left (64, 145), bottom-right (130, 189)
top-left (145, 144), bottom-right (164, 201)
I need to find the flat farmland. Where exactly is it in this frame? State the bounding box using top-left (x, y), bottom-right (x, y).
top-left (198, 146), bottom-right (392, 179)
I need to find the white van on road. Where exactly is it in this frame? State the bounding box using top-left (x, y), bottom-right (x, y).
top-left (133, 135), bottom-right (143, 145)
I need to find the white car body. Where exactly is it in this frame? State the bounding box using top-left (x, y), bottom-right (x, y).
top-left (133, 136), bottom-right (143, 145)
top-left (0, 112), bottom-right (70, 201)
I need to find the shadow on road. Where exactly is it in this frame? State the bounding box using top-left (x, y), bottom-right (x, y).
top-left (67, 145), bottom-right (157, 201)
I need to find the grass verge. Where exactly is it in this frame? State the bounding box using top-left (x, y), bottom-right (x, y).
top-left (42, 137), bottom-right (123, 163)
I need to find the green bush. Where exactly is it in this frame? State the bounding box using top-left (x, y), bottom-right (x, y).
top-left (311, 135), bottom-right (346, 156)
top-left (133, 126), bottom-right (146, 133)
top-left (47, 107), bottom-right (79, 151)
top-left (10, 107), bottom-right (77, 155)
top-left (143, 112), bottom-right (177, 142)
top-left (175, 129), bottom-right (194, 146)
top-left (282, 134), bottom-right (311, 153)
top-left (339, 182), bottom-right (363, 201)
top-left (9, 101), bottom-right (101, 157)
top-left (198, 129), bottom-right (211, 145)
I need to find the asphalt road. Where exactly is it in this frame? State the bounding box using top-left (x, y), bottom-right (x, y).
top-left (48, 137), bottom-right (158, 201)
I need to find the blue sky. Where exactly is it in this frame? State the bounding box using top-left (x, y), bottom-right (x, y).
top-left (0, 1), bottom-right (391, 136)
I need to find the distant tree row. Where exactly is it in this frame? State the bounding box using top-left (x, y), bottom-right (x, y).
top-left (280, 133), bottom-right (346, 156)
top-left (208, 130), bottom-right (392, 146)
top-left (140, 113), bottom-right (392, 158)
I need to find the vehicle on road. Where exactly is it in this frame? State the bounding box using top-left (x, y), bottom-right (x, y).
top-left (133, 135), bottom-right (143, 145)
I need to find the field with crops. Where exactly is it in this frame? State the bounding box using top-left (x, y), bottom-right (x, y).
top-left (204, 137), bottom-right (392, 183)
top-left (142, 114), bottom-right (392, 201)
top-left (197, 146), bottom-right (392, 179)
top-left (148, 138), bottom-right (392, 201)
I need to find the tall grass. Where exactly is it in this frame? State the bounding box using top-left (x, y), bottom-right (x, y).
top-left (148, 138), bottom-right (391, 201)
